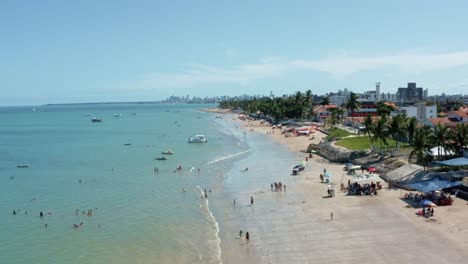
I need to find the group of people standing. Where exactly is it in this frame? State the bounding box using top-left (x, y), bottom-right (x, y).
top-left (239, 230), bottom-right (250, 243)
top-left (270, 182), bottom-right (286, 192)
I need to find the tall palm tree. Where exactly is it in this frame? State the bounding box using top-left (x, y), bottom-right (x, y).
top-left (452, 123), bottom-right (467, 155)
top-left (304, 90), bottom-right (313, 120)
top-left (329, 107), bottom-right (344, 128)
top-left (407, 117), bottom-right (418, 145)
top-left (363, 114), bottom-right (374, 145)
top-left (409, 126), bottom-right (433, 170)
top-left (432, 123), bottom-right (450, 160)
top-left (345, 92), bottom-right (361, 134)
top-left (320, 97), bottom-right (330, 106)
top-left (389, 114), bottom-right (406, 148)
top-left (372, 117), bottom-right (389, 150)
top-left (376, 102), bottom-right (394, 118)
top-left (294, 91), bottom-right (305, 119)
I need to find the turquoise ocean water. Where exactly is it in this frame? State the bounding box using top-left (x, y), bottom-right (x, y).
top-left (0, 104), bottom-right (296, 264)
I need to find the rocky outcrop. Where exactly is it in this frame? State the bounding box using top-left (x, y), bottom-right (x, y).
top-left (308, 141), bottom-right (370, 163)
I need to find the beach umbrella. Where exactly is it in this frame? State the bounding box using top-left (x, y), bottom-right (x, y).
top-left (324, 173), bottom-right (332, 178)
top-left (309, 150), bottom-right (317, 153)
top-left (367, 167), bottom-right (377, 173)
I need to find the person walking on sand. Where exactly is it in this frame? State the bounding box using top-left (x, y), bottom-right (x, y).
top-left (250, 196), bottom-right (254, 206)
top-left (246, 232), bottom-right (250, 243)
top-left (233, 199), bottom-right (236, 206)
top-left (330, 211), bottom-right (334, 220)
top-left (239, 230), bottom-right (243, 238)
top-left (271, 183), bottom-right (273, 191)
top-left (323, 168), bottom-right (327, 174)
top-left (284, 184), bottom-right (286, 191)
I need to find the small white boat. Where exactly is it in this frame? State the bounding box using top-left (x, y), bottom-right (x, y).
top-left (85, 113), bottom-right (92, 116)
top-left (113, 113), bottom-right (122, 117)
top-left (188, 134), bottom-right (207, 143)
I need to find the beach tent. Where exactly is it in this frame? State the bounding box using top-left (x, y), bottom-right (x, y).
top-left (428, 146), bottom-right (455, 157)
top-left (408, 177), bottom-right (462, 193)
top-left (435, 157), bottom-right (468, 167)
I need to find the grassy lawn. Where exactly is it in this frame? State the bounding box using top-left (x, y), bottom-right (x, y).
top-left (335, 136), bottom-right (410, 151)
top-left (325, 127), bottom-right (352, 140)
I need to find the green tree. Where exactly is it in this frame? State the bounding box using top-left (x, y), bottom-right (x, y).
top-left (372, 116), bottom-right (389, 150)
top-left (304, 90), bottom-right (313, 120)
top-left (432, 123), bottom-right (451, 160)
top-left (409, 126), bottom-right (433, 170)
top-left (345, 92), bottom-right (362, 134)
top-left (452, 123), bottom-right (467, 155)
top-left (363, 114), bottom-right (374, 145)
top-left (376, 102), bottom-right (394, 118)
top-left (320, 97), bottom-right (330, 106)
top-left (407, 117), bottom-right (418, 145)
top-left (329, 107), bottom-right (344, 128)
top-left (388, 114), bottom-right (406, 148)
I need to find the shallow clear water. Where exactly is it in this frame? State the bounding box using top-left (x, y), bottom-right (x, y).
top-left (0, 104), bottom-right (298, 264)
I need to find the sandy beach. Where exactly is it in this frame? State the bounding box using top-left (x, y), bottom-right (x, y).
top-left (220, 111), bottom-right (468, 264)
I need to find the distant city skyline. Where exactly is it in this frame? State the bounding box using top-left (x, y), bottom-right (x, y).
top-left (2, 1), bottom-right (468, 106)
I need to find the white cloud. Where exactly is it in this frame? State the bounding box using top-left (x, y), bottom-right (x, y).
top-left (119, 51), bottom-right (468, 90)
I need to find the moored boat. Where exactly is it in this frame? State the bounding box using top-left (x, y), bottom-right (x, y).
top-left (91, 118), bottom-right (103, 122)
top-left (188, 135), bottom-right (207, 143)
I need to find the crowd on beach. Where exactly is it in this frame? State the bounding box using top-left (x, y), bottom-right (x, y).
top-left (271, 182), bottom-right (286, 192)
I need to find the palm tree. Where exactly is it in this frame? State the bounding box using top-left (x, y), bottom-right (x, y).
top-left (432, 123), bottom-right (450, 160)
top-left (372, 117), bottom-right (389, 151)
top-left (329, 107), bottom-right (344, 128)
top-left (294, 91), bottom-right (305, 119)
top-left (363, 114), bottom-right (374, 145)
top-left (345, 92), bottom-right (361, 134)
top-left (376, 102), bottom-right (394, 118)
top-left (389, 114), bottom-right (406, 148)
top-left (304, 90), bottom-right (313, 120)
top-left (320, 97), bottom-right (330, 106)
top-left (407, 117), bottom-right (418, 145)
top-left (452, 123), bottom-right (467, 155)
top-left (409, 126), bottom-right (433, 170)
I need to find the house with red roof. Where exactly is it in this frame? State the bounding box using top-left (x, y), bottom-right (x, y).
top-left (313, 104), bottom-right (340, 122)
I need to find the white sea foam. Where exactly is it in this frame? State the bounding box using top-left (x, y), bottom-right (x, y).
top-left (197, 186), bottom-right (222, 264)
top-left (206, 149), bottom-right (251, 165)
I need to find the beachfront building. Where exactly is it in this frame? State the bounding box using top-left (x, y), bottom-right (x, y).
top-left (400, 102), bottom-right (437, 121)
top-left (348, 99), bottom-right (379, 117)
top-left (313, 104), bottom-right (339, 122)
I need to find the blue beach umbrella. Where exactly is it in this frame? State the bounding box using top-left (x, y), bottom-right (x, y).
top-left (324, 173), bottom-right (332, 178)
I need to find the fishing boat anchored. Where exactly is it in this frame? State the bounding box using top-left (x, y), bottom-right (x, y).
top-left (188, 134), bottom-right (207, 143)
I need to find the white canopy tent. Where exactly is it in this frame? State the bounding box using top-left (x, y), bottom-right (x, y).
top-left (428, 146), bottom-right (455, 157)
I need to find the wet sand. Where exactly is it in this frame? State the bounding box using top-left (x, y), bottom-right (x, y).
top-left (224, 114), bottom-right (468, 263)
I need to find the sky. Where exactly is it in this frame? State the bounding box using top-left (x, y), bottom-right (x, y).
top-left (1, 0), bottom-right (468, 106)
